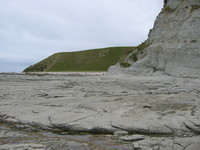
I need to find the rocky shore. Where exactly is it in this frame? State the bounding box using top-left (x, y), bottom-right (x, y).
top-left (0, 73), bottom-right (199, 149)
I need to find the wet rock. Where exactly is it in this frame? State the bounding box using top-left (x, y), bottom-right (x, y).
top-left (119, 134), bottom-right (145, 141)
top-left (15, 124), bottom-right (38, 132)
top-left (132, 136), bottom-right (200, 150)
top-left (113, 130), bottom-right (128, 136)
top-left (0, 143), bottom-right (46, 150)
top-left (0, 130), bottom-right (27, 138)
top-left (67, 141), bottom-right (89, 150)
top-left (0, 74), bottom-right (200, 149)
top-left (143, 105), bottom-right (152, 108)
top-left (133, 143), bottom-right (140, 149)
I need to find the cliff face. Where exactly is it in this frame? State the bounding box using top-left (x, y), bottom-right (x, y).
top-left (109, 0), bottom-right (200, 78)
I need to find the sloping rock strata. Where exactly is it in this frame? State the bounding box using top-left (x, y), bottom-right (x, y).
top-left (109, 0), bottom-right (200, 78)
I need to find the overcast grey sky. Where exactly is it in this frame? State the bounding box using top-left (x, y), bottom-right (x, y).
top-left (0, 0), bottom-right (163, 72)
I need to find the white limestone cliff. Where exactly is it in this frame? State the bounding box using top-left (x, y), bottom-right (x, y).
top-left (109, 0), bottom-right (200, 78)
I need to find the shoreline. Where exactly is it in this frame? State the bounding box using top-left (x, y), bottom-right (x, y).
top-left (0, 72), bottom-right (107, 76)
top-left (0, 74), bottom-right (199, 149)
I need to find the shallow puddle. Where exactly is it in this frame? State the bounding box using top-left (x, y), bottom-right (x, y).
top-left (0, 123), bottom-right (132, 150)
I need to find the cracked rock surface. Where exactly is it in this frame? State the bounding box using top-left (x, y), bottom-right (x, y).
top-left (0, 74), bottom-right (200, 149)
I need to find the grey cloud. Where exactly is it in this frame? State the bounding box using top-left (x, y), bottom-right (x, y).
top-left (0, 0), bottom-right (163, 72)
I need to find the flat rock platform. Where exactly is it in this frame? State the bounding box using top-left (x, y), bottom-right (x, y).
top-left (0, 73), bottom-right (199, 149)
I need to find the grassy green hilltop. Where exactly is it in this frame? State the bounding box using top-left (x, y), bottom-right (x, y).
top-left (24, 47), bottom-right (135, 72)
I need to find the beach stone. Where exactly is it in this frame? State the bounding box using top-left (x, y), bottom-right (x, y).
top-left (113, 130), bottom-right (128, 136)
top-left (133, 143), bottom-right (140, 149)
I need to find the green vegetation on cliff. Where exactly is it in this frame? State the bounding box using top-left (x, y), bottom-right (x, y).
top-left (24, 47), bottom-right (134, 72)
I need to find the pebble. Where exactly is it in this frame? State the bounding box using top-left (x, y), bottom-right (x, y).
top-left (133, 143), bottom-right (140, 149)
top-left (114, 130), bottom-right (128, 136)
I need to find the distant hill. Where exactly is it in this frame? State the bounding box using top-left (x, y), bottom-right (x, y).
top-left (24, 47), bottom-right (135, 72)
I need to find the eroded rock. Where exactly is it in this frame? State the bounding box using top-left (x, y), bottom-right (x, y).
top-left (119, 134), bottom-right (145, 141)
top-left (0, 74), bottom-right (199, 149)
top-left (0, 143), bottom-right (46, 150)
top-left (114, 130), bottom-right (129, 136)
top-left (109, 0), bottom-right (200, 78)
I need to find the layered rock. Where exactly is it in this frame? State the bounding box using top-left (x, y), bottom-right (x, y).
top-left (109, 0), bottom-right (200, 78)
top-left (0, 74), bottom-right (200, 150)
